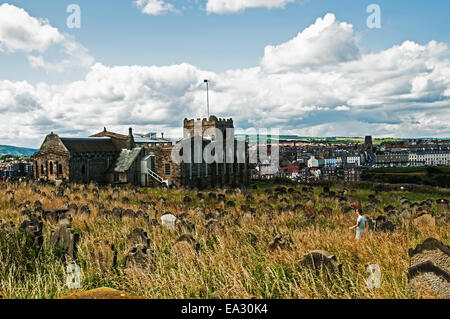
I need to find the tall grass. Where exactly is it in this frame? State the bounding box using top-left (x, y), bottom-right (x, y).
top-left (0, 181), bottom-right (448, 299)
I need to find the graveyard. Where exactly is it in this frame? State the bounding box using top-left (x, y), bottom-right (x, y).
top-left (0, 180), bottom-right (448, 299)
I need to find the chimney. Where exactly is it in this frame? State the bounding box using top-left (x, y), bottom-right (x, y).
top-left (128, 127), bottom-right (133, 136)
top-left (161, 132), bottom-right (164, 139)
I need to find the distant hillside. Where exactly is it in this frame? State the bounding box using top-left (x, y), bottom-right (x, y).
top-left (0, 145), bottom-right (38, 156)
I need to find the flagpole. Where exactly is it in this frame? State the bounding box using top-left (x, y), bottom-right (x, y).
top-left (204, 79), bottom-right (209, 118)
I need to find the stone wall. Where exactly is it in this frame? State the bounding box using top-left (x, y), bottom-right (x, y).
top-left (34, 133), bottom-right (70, 183)
top-left (70, 153), bottom-right (117, 184)
top-left (183, 116), bottom-right (234, 140)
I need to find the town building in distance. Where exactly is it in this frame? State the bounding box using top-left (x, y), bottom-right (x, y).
top-left (259, 135), bottom-right (450, 183)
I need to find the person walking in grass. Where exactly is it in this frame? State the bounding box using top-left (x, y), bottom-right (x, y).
top-left (349, 208), bottom-right (366, 240)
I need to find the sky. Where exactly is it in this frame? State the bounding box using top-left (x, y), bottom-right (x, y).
top-left (0, 0), bottom-right (449, 148)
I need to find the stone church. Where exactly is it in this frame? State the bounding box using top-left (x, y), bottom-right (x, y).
top-left (33, 116), bottom-right (249, 188)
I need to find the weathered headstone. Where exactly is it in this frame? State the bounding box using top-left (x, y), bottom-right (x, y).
top-left (50, 222), bottom-right (80, 261)
top-left (111, 189), bottom-right (119, 201)
top-left (127, 228), bottom-right (150, 246)
top-left (413, 214), bottom-right (436, 229)
top-left (19, 215), bottom-right (44, 248)
top-left (88, 240), bottom-right (117, 270)
top-left (375, 215), bottom-right (396, 232)
top-left (123, 244), bottom-right (154, 271)
top-left (437, 199), bottom-right (449, 213)
top-left (112, 207), bottom-right (122, 219)
top-left (161, 213), bottom-right (177, 229)
top-left (268, 234), bottom-right (294, 252)
top-left (80, 205), bottom-right (91, 217)
top-left (407, 238), bottom-right (450, 298)
top-left (299, 250), bottom-right (342, 275)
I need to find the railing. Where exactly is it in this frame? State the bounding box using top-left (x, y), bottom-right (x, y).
top-left (147, 169), bottom-right (169, 187)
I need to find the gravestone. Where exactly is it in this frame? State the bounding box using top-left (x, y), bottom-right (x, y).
top-left (88, 240), bottom-right (117, 270)
top-left (68, 203), bottom-right (78, 215)
top-left (123, 244), bottom-right (155, 271)
top-left (112, 207), bottom-right (122, 219)
top-left (268, 234), bottom-right (294, 252)
top-left (226, 200), bottom-right (235, 208)
top-left (299, 250), bottom-right (342, 275)
top-left (123, 209), bottom-right (136, 218)
top-left (208, 192), bottom-right (217, 200)
top-left (375, 215), bottom-right (395, 232)
top-left (407, 238), bottom-right (450, 298)
top-left (50, 222), bottom-right (80, 261)
top-left (80, 205), bottom-right (91, 217)
top-left (127, 228), bottom-right (150, 246)
top-left (161, 213), bottom-right (177, 229)
top-left (437, 199), bottom-right (449, 213)
top-left (111, 189), bottom-right (119, 201)
top-left (183, 196), bottom-right (192, 204)
top-left (0, 220), bottom-right (16, 233)
top-left (204, 219), bottom-right (223, 232)
top-left (20, 215), bottom-right (44, 248)
top-left (413, 214), bottom-right (436, 229)
top-left (42, 208), bottom-right (70, 223)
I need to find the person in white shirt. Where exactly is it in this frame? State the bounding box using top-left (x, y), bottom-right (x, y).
top-left (349, 208), bottom-right (366, 240)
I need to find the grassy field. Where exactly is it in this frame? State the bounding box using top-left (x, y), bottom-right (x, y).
top-left (363, 166), bottom-right (450, 187)
top-left (0, 181), bottom-right (448, 299)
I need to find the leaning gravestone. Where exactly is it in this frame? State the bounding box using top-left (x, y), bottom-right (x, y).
top-left (19, 215), bottom-right (44, 248)
top-left (407, 238), bottom-right (450, 298)
top-left (50, 222), bottom-right (80, 261)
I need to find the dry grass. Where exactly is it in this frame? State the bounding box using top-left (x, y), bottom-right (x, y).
top-left (0, 181), bottom-right (448, 299)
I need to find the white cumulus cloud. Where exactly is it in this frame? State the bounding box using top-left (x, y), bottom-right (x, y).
top-left (0, 3), bottom-right (94, 72)
top-left (1, 9), bottom-right (450, 147)
top-left (261, 13), bottom-right (360, 73)
top-left (135, 0), bottom-right (178, 15)
top-left (206, 0), bottom-right (296, 14)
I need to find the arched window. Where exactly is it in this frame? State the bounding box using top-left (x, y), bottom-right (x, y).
top-left (81, 164), bottom-right (86, 175)
top-left (49, 162), bottom-right (53, 175)
top-left (58, 164), bottom-right (63, 175)
top-left (40, 164), bottom-right (44, 175)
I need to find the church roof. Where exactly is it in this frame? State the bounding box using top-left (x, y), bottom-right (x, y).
top-left (109, 147), bottom-right (142, 173)
top-left (60, 137), bottom-right (117, 153)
